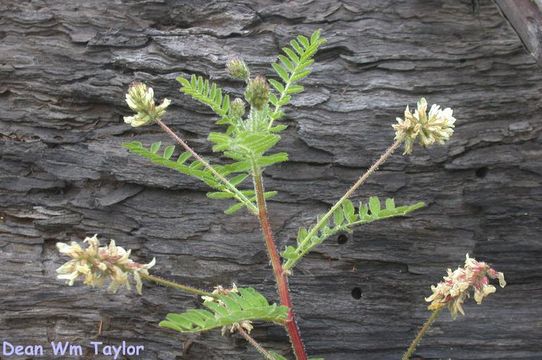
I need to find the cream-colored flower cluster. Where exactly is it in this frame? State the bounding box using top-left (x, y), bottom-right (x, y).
top-left (56, 234), bottom-right (155, 295)
top-left (426, 254), bottom-right (506, 319)
top-left (202, 283), bottom-right (254, 335)
top-left (393, 97), bottom-right (456, 154)
top-left (124, 82), bottom-right (171, 127)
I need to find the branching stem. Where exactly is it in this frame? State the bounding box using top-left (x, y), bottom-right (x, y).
top-left (141, 273), bottom-right (214, 297)
top-left (237, 327), bottom-right (276, 360)
top-left (283, 139), bottom-right (401, 270)
top-left (251, 162), bottom-right (308, 360)
top-left (155, 119), bottom-right (258, 214)
top-left (402, 308), bottom-right (443, 360)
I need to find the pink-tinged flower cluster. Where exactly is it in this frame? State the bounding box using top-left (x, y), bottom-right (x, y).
top-left (56, 234), bottom-right (155, 295)
top-left (426, 254), bottom-right (506, 319)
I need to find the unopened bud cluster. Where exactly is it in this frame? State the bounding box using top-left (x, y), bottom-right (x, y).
top-left (230, 98), bottom-right (246, 118)
top-left (244, 75), bottom-right (270, 111)
top-left (426, 254), bottom-right (506, 319)
top-left (56, 234), bottom-right (155, 295)
top-left (124, 82), bottom-right (171, 127)
top-left (226, 58), bottom-right (250, 80)
top-left (393, 97), bottom-right (456, 154)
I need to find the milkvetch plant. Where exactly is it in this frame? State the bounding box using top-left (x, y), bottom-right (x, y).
top-left (55, 30), bottom-right (506, 359)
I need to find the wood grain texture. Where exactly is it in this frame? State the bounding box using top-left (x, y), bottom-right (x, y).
top-left (495, 0), bottom-right (542, 66)
top-left (1, 0), bottom-right (541, 359)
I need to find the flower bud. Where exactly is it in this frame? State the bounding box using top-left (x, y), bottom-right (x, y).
top-left (393, 97), bottom-right (456, 155)
top-left (124, 82), bottom-right (171, 127)
top-left (230, 98), bottom-right (246, 118)
top-left (226, 57), bottom-right (250, 80)
top-left (244, 75), bottom-right (269, 110)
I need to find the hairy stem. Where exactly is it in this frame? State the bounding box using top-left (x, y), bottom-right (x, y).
top-left (283, 139), bottom-right (401, 270)
top-left (141, 273), bottom-right (214, 297)
top-left (402, 308), bottom-right (443, 360)
top-left (155, 119), bottom-right (258, 214)
top-left (237, 327), bottom-right (276, 360)
top-left (251, 163), bottom-right (308, 360)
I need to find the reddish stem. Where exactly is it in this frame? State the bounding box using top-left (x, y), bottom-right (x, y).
top-left (155, 118), bottom-right (307, 358)
top-left (253, 169), bottom-right (308, 360)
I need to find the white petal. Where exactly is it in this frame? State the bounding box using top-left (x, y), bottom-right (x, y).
top-left (498, 272), bottom-right (506, 287)
top-left (124, 116), bottom-right (136, 125)
top-left (56, 242), bottom-right (71, 254)
top-left (144, 257), bottom-right (156, 270)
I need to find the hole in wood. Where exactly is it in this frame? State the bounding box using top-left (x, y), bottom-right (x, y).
top-left (351, 287), bottom-right (362, 299)
top-left (475, 167), bottom-right (488, 178)
top-left (337, 234), bottom-right (348, 245)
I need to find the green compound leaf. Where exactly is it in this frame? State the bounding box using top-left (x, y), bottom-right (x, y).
top-left (123, 141), bottom-right (259, 214)
top-left (159, 287), bottom-right (288, 333)
top-left (270, 30), bottom-right (326, 122)
top-left (282, 197), bottom-right (425, 269)
top-left (218, 152), bottom-right (288, 174)
top-left (207, 130), bottom-right (288, 174)
top-left (124, 141), bottom-right (220, 188)
top-left (177, 74), bottom-right (231, 119)
top-left (209, 131), bottom-right (281, 158)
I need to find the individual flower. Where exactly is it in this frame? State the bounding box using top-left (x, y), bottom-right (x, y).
top-left (393, 97), bottom-right (456, 154)
top-left (123, 82), bottom-right (171, 127)
top-left (244, 75), bottom-right (270, 110)
top-left (425, 254), bottom-right (506, 319)
top-left (56, 234), bottom-right (155, 295)
top-left (226, 57), bottom-right (250, 80)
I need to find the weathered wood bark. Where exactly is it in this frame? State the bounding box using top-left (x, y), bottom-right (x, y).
top-left (1, 1), bottom-right (541, 359)
top-left (495, 0), bottom-right (542, 66)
